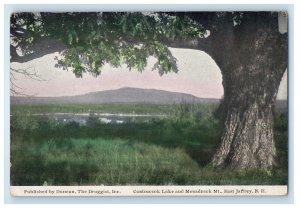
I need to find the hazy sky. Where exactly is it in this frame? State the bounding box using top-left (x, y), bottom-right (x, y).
top-left (10, 48), bottom-right (287, 99)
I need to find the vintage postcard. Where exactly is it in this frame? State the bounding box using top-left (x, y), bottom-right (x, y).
top-left (9, 11), bottom-right (288, 196)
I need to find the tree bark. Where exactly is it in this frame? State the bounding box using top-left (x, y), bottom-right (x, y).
top-left (209, 13), bottom-right (288, 169)
top-left (211, 85), bottom-right (279, 169)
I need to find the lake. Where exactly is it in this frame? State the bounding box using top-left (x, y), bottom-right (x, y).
top-left (32, 112), bottom-right (167, 125)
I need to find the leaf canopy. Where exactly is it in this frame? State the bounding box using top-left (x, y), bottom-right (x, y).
top-left (11, 12), bottom-right (207, 77)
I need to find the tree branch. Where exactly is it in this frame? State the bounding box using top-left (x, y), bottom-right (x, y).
top-left (10, 38), bottom-right (66, 63)
top-left (119, 34), bottom-right (213, 56)
top-left (163, 36), bottom-right (212, 54)
top-left (10, 66), bottom-right (42, 96)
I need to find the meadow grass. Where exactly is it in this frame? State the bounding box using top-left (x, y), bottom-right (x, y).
top-left (11, 137), bottom-right (201, 185)
top-left (10, 103), bottom-right (288, 186)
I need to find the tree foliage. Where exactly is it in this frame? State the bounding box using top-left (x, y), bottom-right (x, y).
top-left (11, 12), bottom-right (210, 77)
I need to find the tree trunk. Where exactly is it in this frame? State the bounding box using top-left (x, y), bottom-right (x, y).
top-left (209, 13), bottom-right (288, 169)
top-left (211, 62), bottom-right (286, 169)
top-left (211, 81), bottom-right (279, 169)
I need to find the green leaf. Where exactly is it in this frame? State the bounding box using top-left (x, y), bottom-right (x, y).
top-left (92, 61), bottom-right (96, 69)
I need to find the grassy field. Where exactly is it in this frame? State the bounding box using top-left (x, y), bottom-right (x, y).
top-left (10, 103), bottom-right (288, 186)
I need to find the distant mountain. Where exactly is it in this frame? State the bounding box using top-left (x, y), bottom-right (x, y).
top-left (10, 87), bottom-right (220, 105)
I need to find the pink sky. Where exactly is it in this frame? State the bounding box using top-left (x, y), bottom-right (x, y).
top-left (10, 48), bottom-right (287, 99)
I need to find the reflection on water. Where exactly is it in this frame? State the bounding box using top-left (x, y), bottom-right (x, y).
top-left (33, 112), bottom-right (167, 125)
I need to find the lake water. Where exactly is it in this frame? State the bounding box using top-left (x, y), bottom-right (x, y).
top-left (33, 112), bottom-right (167, 125)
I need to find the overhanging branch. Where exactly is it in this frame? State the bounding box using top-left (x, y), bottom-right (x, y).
top-left (164, 36), bottom-right (212, 54)
top-left (10, 38), bottom-right (66, 63)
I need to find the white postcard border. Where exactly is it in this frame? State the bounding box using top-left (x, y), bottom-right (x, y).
top-left (10, 185), bottom-right (287, 197)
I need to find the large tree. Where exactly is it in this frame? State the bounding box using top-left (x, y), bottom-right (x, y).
top-left (10, 12), bottom-right (288, 169)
